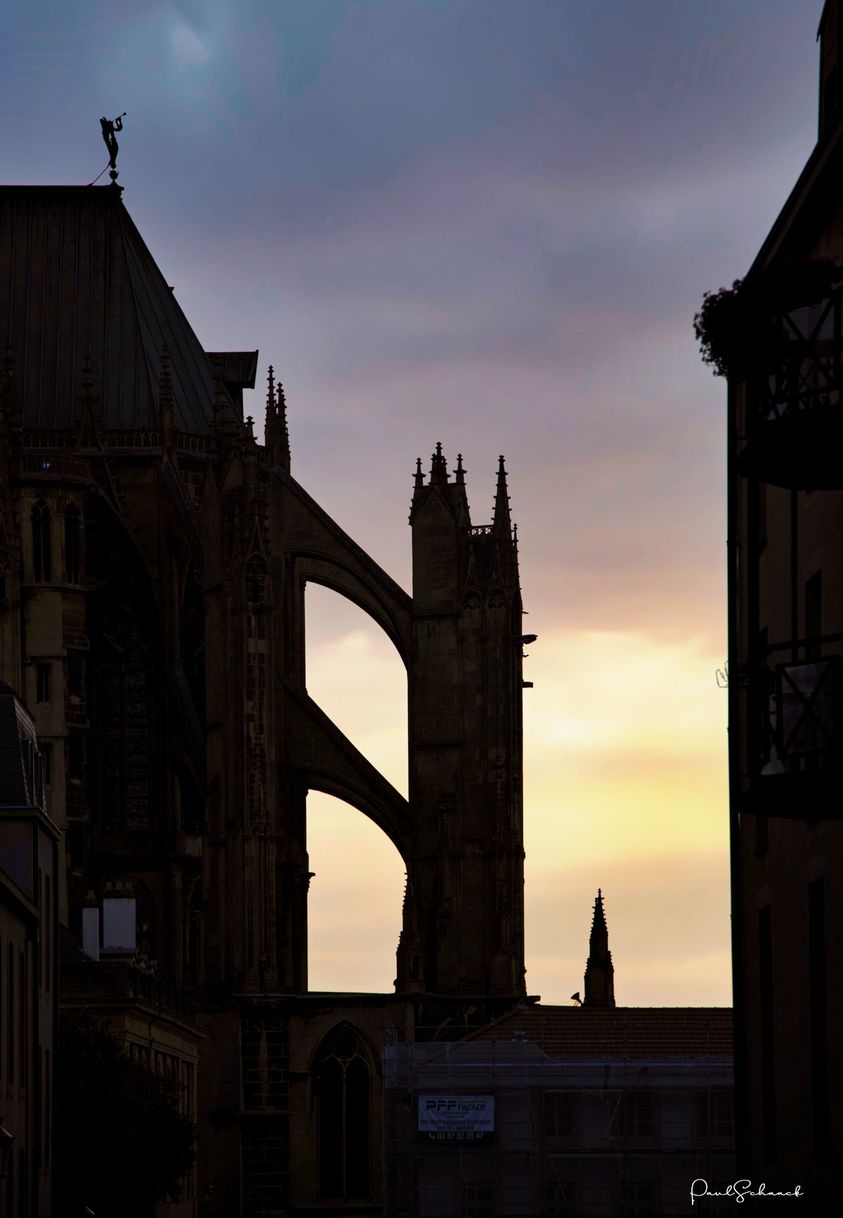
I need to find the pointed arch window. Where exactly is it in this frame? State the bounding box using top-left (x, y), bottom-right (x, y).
top-left (65, 505), bottom-right (81, 584)
top-left (32, 501), bottom-right (51, 582)
top-left (315, 1026), bottom-right (371, 1200)
top-left (246, 553), bottom-right (268, 640)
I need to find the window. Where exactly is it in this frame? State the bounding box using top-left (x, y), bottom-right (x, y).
top-left (545, 1091), bottom-right (577, 1138)
top-left (621, 1182), bottom-right (658, 1216)
top-left (36, 662), bottom-right (51, 703)
top-left (544, 1173), bottom-right (577, 1217)
top-left (316, 1026), bottom-right (370, 1200)
top-left (461, 1183), bottom-right (494, 1218)
top-left (41, 743), bottom-right (53, 787)
top-left (68, 733), bottom-right (83, 782)
top-left (65, 505), bottom-right (81, 583)
top-left (68, 655), bottom-right (84, 699)
top-left (31, 501), bottom-right (51, 582)
top-left (694, 1089), bottom-right (734, 1139)
top-left (613, 1091), bottom-right (657, 1138)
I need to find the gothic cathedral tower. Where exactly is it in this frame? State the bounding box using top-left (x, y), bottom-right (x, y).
top-left (0, 182), bottom-right (528, 1214)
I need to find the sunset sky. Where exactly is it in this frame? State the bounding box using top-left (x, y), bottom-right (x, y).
top-left (2, 1), bottom-right (823, 1004)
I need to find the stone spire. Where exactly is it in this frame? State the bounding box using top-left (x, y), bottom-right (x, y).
top-left (275, 379), bottom-right (290, 470)
top-left (492, 454), bottom-right (511, 536)
top-left (430, 441), bottom-right (448, 486)
top-left (265, 365), bottom-right (290, 470)
top-left (265, 363), bottom-right (276, 434)
top-left (583, 888), bottom-right (616, 1008)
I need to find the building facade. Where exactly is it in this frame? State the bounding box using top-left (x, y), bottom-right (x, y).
top-left (0, 679), bottom-right (60, 1218)
top-left (383, 1006), bottom-right (734, 1218)
top-left (0, 182), bottom-right (529, 1214)
top-left (727, 0), bottom-right (843, 1202)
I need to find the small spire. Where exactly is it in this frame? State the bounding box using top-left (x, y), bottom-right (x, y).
top-left (245, 414), bottom-right (255, 439)
top-left (266, 364), bottom-right (276, 415)
top-left (493, 454), bottom-right (511, 534)
top-left (455, 453), bottom-right (465, 485)
top-left (430, 441), bottom-right (448, 485)
top-left (583, 888), bottom-right (615, 1009)
top-left (414, 457), bottom-right (424, 491)
top-left (592, 888), bottom-right (607, 933)
top-left (272, 379), bottom-right (291, 469)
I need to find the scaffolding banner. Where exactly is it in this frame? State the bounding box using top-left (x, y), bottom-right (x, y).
top-left (417, 1096), bottom-right (495, 1142)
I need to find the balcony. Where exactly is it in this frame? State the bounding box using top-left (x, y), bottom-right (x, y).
top-left (739, 647), bottom-right (843, 817)
top-left (737, 290), bottom-right (843, 489)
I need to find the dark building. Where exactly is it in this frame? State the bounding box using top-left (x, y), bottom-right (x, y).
top-left (383, 899), bottom-right (733, 1217)
top-left (0, 679), bottom-right (60, 1217)
top-left (0, 182), bottom-right (528, 1214)
top-left (726, 0), bottom-right (843, 1202)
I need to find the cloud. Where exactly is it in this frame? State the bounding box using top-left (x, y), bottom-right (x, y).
top-left (170, 20), bottom-right (211, 66)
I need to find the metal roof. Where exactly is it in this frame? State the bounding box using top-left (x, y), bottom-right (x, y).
top-left (0, 185), bottom-right (218, 433)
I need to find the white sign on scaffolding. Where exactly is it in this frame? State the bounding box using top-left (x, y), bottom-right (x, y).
top-left (418, 1095), bottom-right (495, 1143)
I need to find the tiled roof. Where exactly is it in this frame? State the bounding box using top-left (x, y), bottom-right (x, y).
top-left (0, 185), bottom-right (218, 432)
top-left (468, 1005), bottom-right (733, 1059)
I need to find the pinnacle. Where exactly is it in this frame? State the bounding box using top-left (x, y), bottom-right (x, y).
top-left (430, 441), bottom-right (448, 484)
top-left (493, 453), bottom-right (511, 533)
top-left (591, 888), bottom-right (608, 935)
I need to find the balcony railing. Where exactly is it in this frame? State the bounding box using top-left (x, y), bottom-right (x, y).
top-left (739, 289), bottom-right (843, 488)
top-left (739, 642), bottom-right (843, 817)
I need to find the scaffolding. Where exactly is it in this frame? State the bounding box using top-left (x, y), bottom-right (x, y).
top-left (382, 1039), bottom-right (735, 1217)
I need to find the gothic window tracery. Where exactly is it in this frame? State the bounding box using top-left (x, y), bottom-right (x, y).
top-left (88, 505), bottom-right (156, 833)
top-left (314, 1026), bottom-right (371, 1200)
